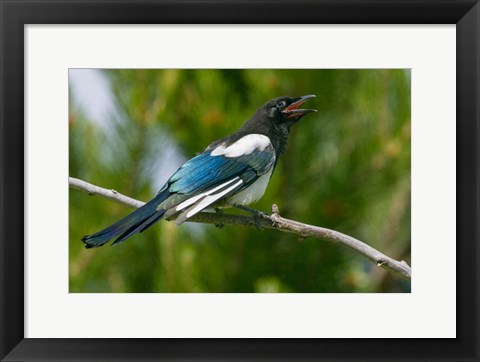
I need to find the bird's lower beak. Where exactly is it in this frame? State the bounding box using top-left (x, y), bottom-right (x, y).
top-left (282, 94), bottom-right (317, 118)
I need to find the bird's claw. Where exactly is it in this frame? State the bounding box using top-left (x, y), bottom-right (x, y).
top-left (214, 208), bottom-right (224, 228)
top-left (253, 214), bottom-right (262, 230)
top-left (234, 205), bottom-right (269, 230)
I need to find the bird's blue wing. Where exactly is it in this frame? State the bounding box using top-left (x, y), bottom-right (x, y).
top-left (156, 146), bottom-right (275, 223)
top-left (167, 148), bottom-right (275, 195)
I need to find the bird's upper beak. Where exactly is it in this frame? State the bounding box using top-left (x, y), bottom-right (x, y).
top-left (282, 94), bottom-right (317, 118)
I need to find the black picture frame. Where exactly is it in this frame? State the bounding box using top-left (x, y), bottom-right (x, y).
top-left (1, 1), bottom-right (478, 361)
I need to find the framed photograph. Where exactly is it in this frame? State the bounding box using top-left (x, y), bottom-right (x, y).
top-left (1, 1), bottom-right (478, 361)
top-left (68, 68), bottom-right (412, 293)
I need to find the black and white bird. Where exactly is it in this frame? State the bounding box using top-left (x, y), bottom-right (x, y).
top-left (82, 94), bottom-right (317, 248)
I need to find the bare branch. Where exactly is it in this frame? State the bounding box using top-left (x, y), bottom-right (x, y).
top-left (69, 176), bottom-right (412, 280)
top-left (69, 177), bottom-right (144, 209)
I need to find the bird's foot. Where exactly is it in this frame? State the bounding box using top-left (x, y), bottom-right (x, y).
top-left (214, 208), bottom-right (224, 228)
top-left (234, 205), bottom-right (269, 230)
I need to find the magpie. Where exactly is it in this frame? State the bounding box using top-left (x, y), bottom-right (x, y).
top-left (82, 94), bottom-right (317, 248)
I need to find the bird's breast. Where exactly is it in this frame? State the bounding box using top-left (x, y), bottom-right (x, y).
top-left (226, 168), bottom-right (273, 206)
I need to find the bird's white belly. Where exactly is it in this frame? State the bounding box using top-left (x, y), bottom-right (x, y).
top-left (226, 168), bottom-right (273, 206)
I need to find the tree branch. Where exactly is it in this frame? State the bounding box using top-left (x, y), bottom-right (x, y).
top-left (69, 176), bottom-right (412, 280)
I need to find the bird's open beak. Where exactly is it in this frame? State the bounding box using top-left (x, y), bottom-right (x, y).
top-left (282, 94), bottom-right (317, 118)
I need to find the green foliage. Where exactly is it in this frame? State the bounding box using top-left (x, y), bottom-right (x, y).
top-left (69, 69), bottom-right (411, 293)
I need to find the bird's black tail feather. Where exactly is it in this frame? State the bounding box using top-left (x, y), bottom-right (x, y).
top-left (81, 191), bottom-right (170, 248)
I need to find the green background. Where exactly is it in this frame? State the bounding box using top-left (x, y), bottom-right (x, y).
top-left (69, 69), bottom-right (411, 293)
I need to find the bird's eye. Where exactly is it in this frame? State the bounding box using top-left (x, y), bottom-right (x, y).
top-left (276, 100), bottom-right (287, 109)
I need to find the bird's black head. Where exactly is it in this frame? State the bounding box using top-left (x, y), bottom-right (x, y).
top-left (262, 94), bottom-right (317, 130)
top-left (235, 94), bottom-right (316, 157)
top-left (234, 94), bottom-right (317, 157)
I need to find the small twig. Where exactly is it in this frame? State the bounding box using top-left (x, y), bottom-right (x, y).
top-left (69, 177), bottom-right (412, 280)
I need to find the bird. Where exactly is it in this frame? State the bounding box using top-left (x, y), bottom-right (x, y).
top-left (82, 94), bottom-right (317, 248)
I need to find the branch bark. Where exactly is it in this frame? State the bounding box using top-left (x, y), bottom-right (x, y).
top-left (69, 176), bottom-right (412, 280)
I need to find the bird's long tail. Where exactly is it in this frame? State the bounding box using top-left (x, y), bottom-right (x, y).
top-left (81, 190), bottom-right (170, 248)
